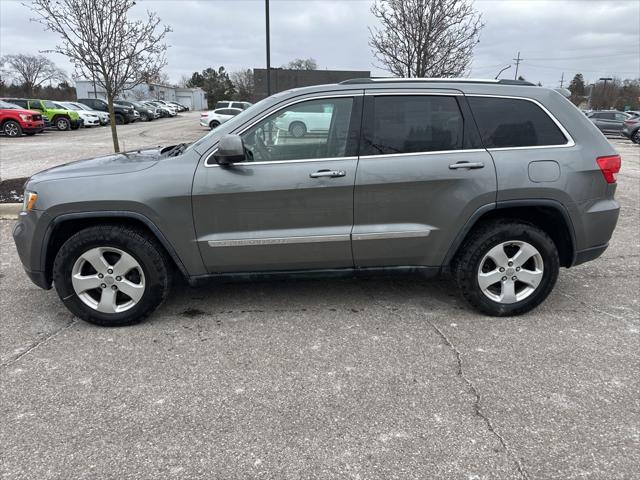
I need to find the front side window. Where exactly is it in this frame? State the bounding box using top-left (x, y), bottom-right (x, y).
top-left (361, 95), bottom-right (464, 155)
top-left (468, 97), bottom-right (568, 148)
top-left (239, 97), bottom-right (354, 162)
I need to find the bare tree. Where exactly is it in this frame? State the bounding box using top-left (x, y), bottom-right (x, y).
top-left (369, 0), bottom-right (483, 77)
top-left (28, 0), bottom-right (171, 152)
top-left (231, 69), bottom-right (254, 100)
top-left (1, 54), bottom-right (67, 95)
top-left (284, 58), bottom-right (318, 70)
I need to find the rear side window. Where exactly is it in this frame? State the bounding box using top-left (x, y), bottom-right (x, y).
top-left (468, 97), bottom-right (568, 148)
top-left (231, 102), bottom-right (244, 109)
top-left (362, 95), bottom-right (464, 155)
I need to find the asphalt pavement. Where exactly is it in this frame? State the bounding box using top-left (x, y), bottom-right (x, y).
top-left (0, 139), bottom-right (638, 479)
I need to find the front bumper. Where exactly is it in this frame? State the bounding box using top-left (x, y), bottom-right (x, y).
top-left (22, 121), bottom-right (45, 132)
top-left (83, 118), bottom-right (101, 126)
top-left (70, 119), bottom-right (83, 128)
top-left (13, 210), bottom-right (52, 290)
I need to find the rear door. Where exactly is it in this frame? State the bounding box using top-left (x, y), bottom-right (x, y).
top-left (352, 90), bottom-right (496, 267)
top-left (192, 93), bottom-right (363, 273)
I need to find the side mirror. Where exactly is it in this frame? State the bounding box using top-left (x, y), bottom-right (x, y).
top-left (214, 134), bottom-right (246, 165)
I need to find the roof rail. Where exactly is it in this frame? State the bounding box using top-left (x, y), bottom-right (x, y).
top-left (339, 77), bottom-right (536, 86)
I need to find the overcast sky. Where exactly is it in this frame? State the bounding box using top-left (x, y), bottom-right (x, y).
top-left (1, 0), bottom-right (638, 87)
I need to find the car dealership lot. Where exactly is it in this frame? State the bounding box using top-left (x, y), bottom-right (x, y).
top-left (0, 111), bottom-right (206, 180)
top-left (0, 140), bottom-right (638, 479)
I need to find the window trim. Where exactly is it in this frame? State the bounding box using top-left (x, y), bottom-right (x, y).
top-left (465, 94), bottom-right (575, 151)
top-left (204, 93), bottom-right (362, 167)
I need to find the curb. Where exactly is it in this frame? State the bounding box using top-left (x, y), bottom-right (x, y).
top-left (0, 203), bottom-right (21, 220)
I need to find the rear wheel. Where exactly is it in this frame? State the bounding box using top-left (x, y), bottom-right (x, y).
top-left (632, 130), bottom-right (640, 144)
top-left (53, 225), bottom-right (171, 327)
top-left (209, 120), bottom-right (220, 129)
top-left (3, 120), bottom-right (22, 137)
top-left (454, 220), bottom-right (559, 316)
top-left (289, 121), bottom-right (307, 138)
top-left (54, 117), bottom-right (71, 131)
top-left (115, 114), bottom-right (125, 125)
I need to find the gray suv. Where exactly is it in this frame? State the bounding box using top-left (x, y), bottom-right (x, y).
top-left (13, 78), bottom-right (621, 326)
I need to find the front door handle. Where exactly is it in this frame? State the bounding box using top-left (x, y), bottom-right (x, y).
top-left (310, 169), bottom-right (346, 178)
top-left (449, 161), bottom-right (485, 170)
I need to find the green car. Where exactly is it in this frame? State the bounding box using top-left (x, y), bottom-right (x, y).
top-left (3, 98), bottom-right (83, 131)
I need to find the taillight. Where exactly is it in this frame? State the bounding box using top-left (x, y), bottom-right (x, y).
top-left (596, 155), bottom-right (621, 184)
top-left (624, 119), bottom-right (637, 125)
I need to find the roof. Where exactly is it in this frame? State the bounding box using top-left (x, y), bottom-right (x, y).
top-left (339, 77), bottom-right (535, 86)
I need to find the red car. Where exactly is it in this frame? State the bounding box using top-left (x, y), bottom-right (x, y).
top-left (0, 100), bottom-right (45, 137)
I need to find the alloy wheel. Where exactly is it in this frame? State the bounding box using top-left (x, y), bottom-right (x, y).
top-left (4, 122), bottom-right (20, 137)
top-left (71, 247), bottom-right (146, 314)
top-left (477, 240), bottom-right (544, 304)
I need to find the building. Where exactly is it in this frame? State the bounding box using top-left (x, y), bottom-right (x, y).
top-left (74, 80), bottom-right (207, 110)
top-left (253, 68), bottom-right (370, 100)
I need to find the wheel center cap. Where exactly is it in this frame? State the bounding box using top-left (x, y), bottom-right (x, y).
top-left (506, 267), bottom-right (515, 276)
top-left (105, 276), bottom-right (115, 285)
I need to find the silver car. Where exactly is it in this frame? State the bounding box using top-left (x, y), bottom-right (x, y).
top-left (13, 78), bottom-right (620, 326)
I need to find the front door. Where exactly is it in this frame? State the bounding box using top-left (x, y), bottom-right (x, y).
top-left (352, 90), bottom-right (496, 268)
top-left (192, 95), bottom-right (362, 273)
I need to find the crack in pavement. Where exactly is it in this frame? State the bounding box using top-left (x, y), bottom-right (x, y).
top-left (1, 318), bottom-right (77, 368)
top-left (359, 282), bottom-right (530, 480)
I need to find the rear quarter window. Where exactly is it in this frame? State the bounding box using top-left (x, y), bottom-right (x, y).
top-left (468, 97), bottom-right (568, 148)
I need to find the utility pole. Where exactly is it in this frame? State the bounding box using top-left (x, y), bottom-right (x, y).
top-left (265, 0), bottom-right (271, 97)
top-left (513, 51), bottom-right (523, 80)
top-left (559, 72), bottom-right (564, 88)
top-left (599, 77), bottom-right (613, 109)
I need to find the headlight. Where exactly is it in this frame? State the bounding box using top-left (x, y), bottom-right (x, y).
top-left (19, 114), bottom-right (32, 121)
top-left (23, 191), bottom-right (38, 212)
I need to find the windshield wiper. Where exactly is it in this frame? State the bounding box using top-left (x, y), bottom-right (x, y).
top-left (166, 143), bottom-right (189, 157)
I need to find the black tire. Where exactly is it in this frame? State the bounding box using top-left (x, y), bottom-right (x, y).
top-left (632, 130), bottom-right (640, 144)
top-left (70, 123), bottom-right (80, 130)
top-left (454, 220), bottom-right (559, 316)
top-left (209, 120), bottom-right (220, 129)
top-left (53, 225), bottom-right (171, 327)
top-left (115, 114), bottom-right (125, 125)
top-left (54, 116), bottom-right (71, 131)
top-left (289, 121), bottom-right (307, 138)
top-left (3, 120), bottom-right (23, 137)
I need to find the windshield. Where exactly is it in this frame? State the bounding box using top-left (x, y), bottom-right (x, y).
top-left (189, 96), bottom-right (274, 152)
top-left (43, 100), bottom-right (58, 109)
top-left (74, 103), bottom-right (91, 111)
top-left (0, 100), bottom-right (18, 109)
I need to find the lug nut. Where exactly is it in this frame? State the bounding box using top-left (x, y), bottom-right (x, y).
top-left (111, 285), bottom-right (118, 290)
top-left (100, 283), bottom-right (106, 289)
top-left (98, 273), bottom-right (104, 278)
top-left (502, 276), bottom-right (507, 281)
top-left (499, 267), bottom-right (505, 272)
top-left (508, 261), bottom-right (513, 267)
top-left (516, 267), bottom-right (521, 271)
top-left (512, 276), bottom-right (517, 281)
top-left (116, 276), bottom-right (122, 281)
top-left (107, 269), bottom-right (113, 274)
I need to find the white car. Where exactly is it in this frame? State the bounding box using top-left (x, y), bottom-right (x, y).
top-left (200, 107), bottom-right (243, 129)
top-left (54, 101), bottom-right (101, 127)
top-left (57, 101), bottom-right (109, 126)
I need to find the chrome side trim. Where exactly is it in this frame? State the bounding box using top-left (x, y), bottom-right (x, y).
top-left (206, 156), bottom-right (357, 167)
top-left (207, 234), bottom-right (350, 247)
top-left (204, 93), bottom-right (362, 167)
top-left (360, 148), bottom-right (486, 159)
top-left (364, 91), bottom-right (462, 96)
top-left (465, 94), bottom-right (576, 149)
top-left (352, 230), bottom-right (432, 241)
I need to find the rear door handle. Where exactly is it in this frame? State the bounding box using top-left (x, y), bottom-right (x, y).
top-left (449, 161), bottom-right (485, 170)
top-left (310, 170), bottom-right (346, 178)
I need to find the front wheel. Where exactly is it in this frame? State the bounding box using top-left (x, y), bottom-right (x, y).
top-left (55, 117), bottom-right (71, 131)
top-left (632, 130), bottom-right (640, 144)
top-left (454, 221), bottom-right (559, 316)
top-left (3, 120), bottom-right (23, 137)
top-left (53, 225), bottom-right (171, 327)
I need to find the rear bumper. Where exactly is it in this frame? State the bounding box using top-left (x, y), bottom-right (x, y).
top-left (573, 243), bottom-right (609, 266)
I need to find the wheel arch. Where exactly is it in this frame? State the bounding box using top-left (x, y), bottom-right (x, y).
top-left (41, 211), bottom-right (190, 286)
top-left (444, 200), bottom-right (577, 270)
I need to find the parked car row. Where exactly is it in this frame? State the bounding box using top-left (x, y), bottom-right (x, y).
top-left (0, 97), bottom-right (189, 137)
top-left (586, 109), bottom-right (640, 144)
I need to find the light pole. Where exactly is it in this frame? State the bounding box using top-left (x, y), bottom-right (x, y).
top-left (599, 77), bottom-right (613, 109)
top-left (495, 65), bottom-right (511, 79)
top-left (265, 0), bottom-right (271, 97)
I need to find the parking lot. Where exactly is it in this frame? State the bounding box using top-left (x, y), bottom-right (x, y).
top-left (0, 111), bottom-right (206, 180)
top-left (0, 133), bottom-right (638, 478)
